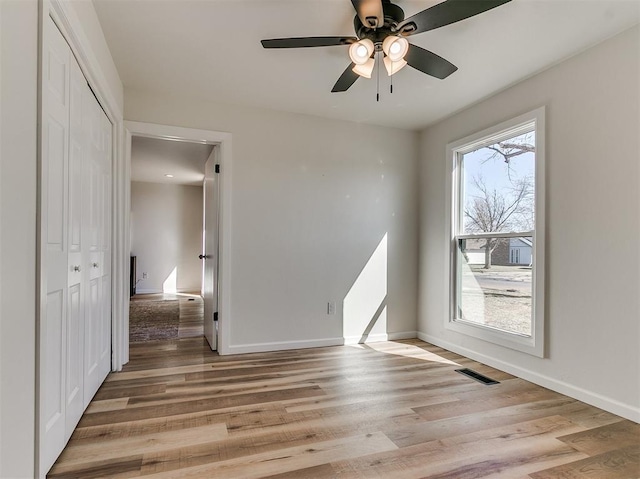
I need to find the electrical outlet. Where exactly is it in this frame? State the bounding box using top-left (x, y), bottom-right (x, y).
top-left (327, 302), bottom-right (336, 315)
top-left (142, 272), bottom-right (148, 279)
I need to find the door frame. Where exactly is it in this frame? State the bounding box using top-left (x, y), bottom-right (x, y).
top-left (123, 121), bottom-right (233, 355)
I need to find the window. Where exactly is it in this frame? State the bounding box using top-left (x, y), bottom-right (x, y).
top-left (446, 108), bottom-right (545, 356)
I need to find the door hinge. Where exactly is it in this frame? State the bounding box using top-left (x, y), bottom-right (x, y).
top-left (215, 164), bottom-right (220, 174)
top-left (214, 312), bottom-right (218, 321)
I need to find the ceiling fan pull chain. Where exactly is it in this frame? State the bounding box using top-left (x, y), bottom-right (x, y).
top-left (376, 51), bottom-right (380, 102)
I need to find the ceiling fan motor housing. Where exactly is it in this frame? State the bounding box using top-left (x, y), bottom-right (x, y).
top-left (354, 2), bottom-right (405, 46)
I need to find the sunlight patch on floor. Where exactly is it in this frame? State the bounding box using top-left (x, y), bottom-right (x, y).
top-left (350, 341), bottom-right (460, 366)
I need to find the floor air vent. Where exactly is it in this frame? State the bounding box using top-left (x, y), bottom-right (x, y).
top-left (455, 368), bottom-right (499, 385)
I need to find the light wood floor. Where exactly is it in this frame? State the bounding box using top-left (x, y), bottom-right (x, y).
top-left (49, 304), bottom-right (639, 478)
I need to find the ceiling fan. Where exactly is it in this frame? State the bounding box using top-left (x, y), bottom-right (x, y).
top-left (261, 0), bottom-right (512, 93)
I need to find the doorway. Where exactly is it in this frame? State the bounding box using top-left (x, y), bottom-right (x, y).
top-left (123, 121), bottom-right (232, 355)
top-left (129, 135), bottom-right (211, 343)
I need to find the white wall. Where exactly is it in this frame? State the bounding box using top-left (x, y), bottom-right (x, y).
top-left (131, 182), bottom-right (203, 294)
top-left (0, 1), bottom-right (38, 476)
top-left (125, 92), bottom-right (420, 352)
top-left (418, 26), bottom-right (640, 421)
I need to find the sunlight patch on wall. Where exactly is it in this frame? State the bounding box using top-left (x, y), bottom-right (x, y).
top-left (163, 267), bottom-right (178, 293)
top-left (343, 234), bottom-right (387, 344)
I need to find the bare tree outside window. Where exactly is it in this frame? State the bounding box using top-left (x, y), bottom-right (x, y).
top-left (462, 134), bottom-right (535, 269)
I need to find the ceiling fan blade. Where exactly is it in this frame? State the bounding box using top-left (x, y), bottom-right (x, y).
top-left (405, 44), bottom-right (458, 79)
top-left (332, 63), bottom-right (360, 92)
top-left (261, 37), bottom-right (357, 48)
top-left (397, 0), bottom-right (511, 36)
top-left (351, 0), bottom-right (384, 28)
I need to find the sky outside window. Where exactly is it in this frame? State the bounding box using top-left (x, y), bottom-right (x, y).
top-left (462, 131), bottom-right (535, 235)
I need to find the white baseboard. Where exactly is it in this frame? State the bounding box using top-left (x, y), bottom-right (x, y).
top-left (388, 331), bottom-right (418, 341)
top-left (343, 333), bottom-right (388, 345)
top-left (225, 331), bottom-right (418, 355)
top-left (133, 288), bottom-right (162, 294)
top-left (343, 331), bottom-right (418, 345)
top-left (418, 332), bottom-right (640, 423)
top-left (133, 289), bottom-right (198, 295)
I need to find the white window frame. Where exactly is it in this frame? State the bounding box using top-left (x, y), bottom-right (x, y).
top-left (445, 107), bottom-right (545, 357)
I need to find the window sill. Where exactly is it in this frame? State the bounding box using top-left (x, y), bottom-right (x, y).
top-left (446, 317), bottom-right (544, 358)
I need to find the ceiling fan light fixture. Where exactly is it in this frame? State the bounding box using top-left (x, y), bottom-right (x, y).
top-left (352, 57), bottom-right (375, 78)
top-left (348, 38), bottom-right (374, 65)
top-left (261, 0), bottom-right (512, 93)
top-left (383, 56), bottom-right (407, 76)
top-left (382, 36), bottom-right (409, 62)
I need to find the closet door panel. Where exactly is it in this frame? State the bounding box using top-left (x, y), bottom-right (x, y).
top-left (100, 273), bottom-right (112, 376)
top-left (43, 290), bottom-right (65, 451)
top-left (83, 86), bottom-right (111, 405)
top-left (65, 283), bottom-right (83, 438)
top-left (99, 114), bottom-right (112, 377)
top-left (101, 116), bottom-right (111, 279)
top-left (46, 120), bottom-right (66, 249)
top-left (68, 59), bottom-right (83, 257)
top-left (84, 276), bottom-right (102, 406)
top-left (87, 95), bottom-right (103, 282)
top-left (41, 17), bottom-right (71, 473)
top-left (65, 56), bottom-right (86, 440)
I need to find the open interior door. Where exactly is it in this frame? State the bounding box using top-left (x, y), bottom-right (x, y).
top-left (202, 149), bottom-right (219, 350)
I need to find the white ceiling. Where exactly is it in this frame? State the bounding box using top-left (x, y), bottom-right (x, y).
top-left (131, 136), bottom-right (213, 185)
top-left (94, 0), bottom-right (640, 130)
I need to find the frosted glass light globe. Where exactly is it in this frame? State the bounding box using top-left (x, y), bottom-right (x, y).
top-left (349, 39), bottom-right (374, 65)
top-left (382, 36), bottom-right (409, 62)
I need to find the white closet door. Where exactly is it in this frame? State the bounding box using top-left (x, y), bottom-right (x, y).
top-left (40, 16), bottom-right (113, 474)
top-left (83, 85), bottom-right (111, 405)
top-left (99, 111), bottom-right (113, 380)
top-left (40, 16), bottom-right (71, 473)
top-left (64, 52), bottom-right (86, 439)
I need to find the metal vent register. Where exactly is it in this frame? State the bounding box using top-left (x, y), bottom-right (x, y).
top-left (455, 368), bottom-right (500, 385)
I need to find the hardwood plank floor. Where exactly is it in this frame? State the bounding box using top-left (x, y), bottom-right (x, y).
top-left (49, 305), bottom-right (639, 478)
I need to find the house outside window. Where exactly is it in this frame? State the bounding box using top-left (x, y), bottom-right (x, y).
top-left (445, 108), bottom-right (545, 356)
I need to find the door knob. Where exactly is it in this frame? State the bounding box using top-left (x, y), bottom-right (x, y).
top-left (72, 265), bottom-right (81, 272)
top-left (92, 262), bottom-right (99, 268)
top-left (199, 254), bottom-right (208, 260)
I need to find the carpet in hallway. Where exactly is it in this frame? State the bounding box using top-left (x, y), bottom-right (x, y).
top-left (129, 299), bottom-right (179, 342)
